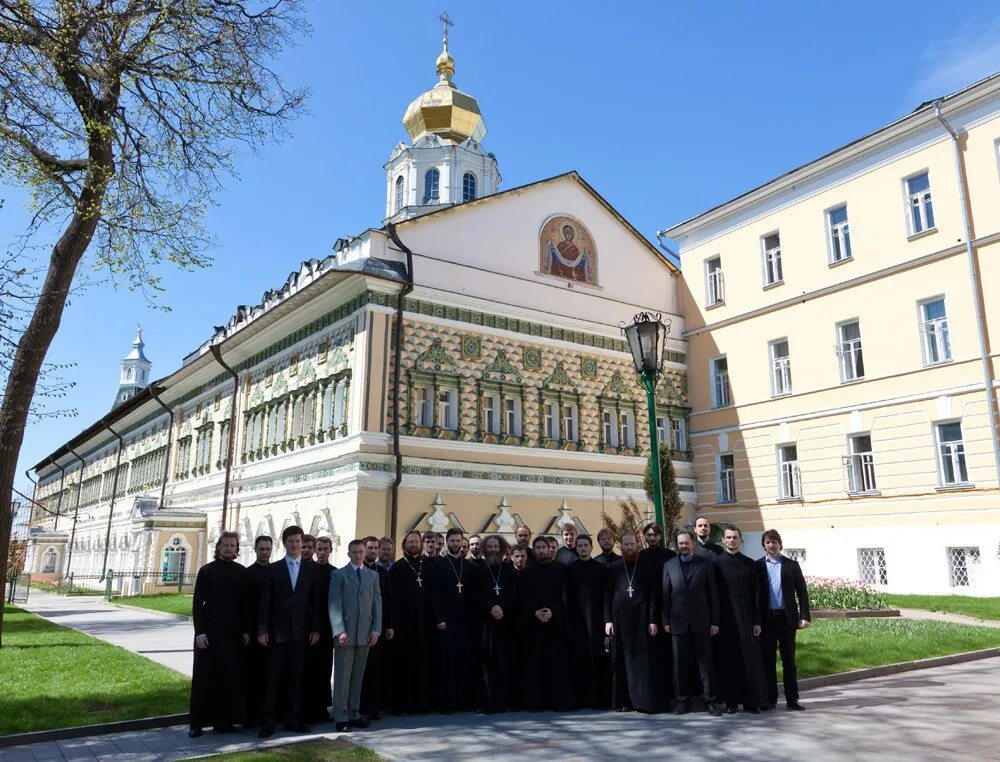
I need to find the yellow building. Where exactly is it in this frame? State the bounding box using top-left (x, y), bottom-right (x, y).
top-left (664, 74), bottom-right (1000, 594)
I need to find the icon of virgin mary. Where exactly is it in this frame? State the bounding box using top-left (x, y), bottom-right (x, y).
top-left (545, 223), bottom-right (593, 283)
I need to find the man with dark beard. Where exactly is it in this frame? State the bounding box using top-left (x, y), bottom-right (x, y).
top-left (593, 528), bottom-right (620, 567)
top-left (189, 532), bottom-right (247, 737)
top-left (468, 534), bottom-right (484, 565)
top-left (360, 535), bottom-right (391, 721)
top-left (519, 536), bottom-right (574, 711)
top-left (387, 531), bottom-right (434, 714)
top-left (565, 534), bottom-right (607, 709)
top-left (301, 534), bottom-right (316, 562)
top-left (510, 546), bottom-right (528, 575)
top-left (693, 516), bottom-right (724, 558)
top-left (714, 527), bottom-right (766, 714)
top-left (243, 535), bottom-right (272, 728)
top-left (304, 536), bottom-right (334, 724)
top-left (477, 535), bottom-right (518, 713)
top-left (432, 529), bottom-right (483, 712)
top-left (378, 536), bottom-right (395, 571)
top-left (604, 531), bottom-right (663, 713)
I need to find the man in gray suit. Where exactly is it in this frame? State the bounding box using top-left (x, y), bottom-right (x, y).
top-left (329, 538), bottom-right (382, 732)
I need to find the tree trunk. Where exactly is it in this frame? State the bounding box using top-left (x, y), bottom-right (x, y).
top-left (0, 156), bottom-right (110, 647)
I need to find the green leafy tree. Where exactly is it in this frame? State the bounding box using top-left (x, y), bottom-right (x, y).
top-left (643, 442), bottom-right (684, 540)
top-left (0, 0), bottom-right (308, 646)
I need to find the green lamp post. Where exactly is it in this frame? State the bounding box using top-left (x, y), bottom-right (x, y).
top-left (622, 312), bottom-right (671, 542)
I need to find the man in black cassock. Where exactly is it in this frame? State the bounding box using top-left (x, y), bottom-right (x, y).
top-left (477, 535), bottom-right (518, 713)
top-left (387, 531), bottom-right (435, 714)
top-left (638, 522), bottom-right (675, 707)
top-left (693, 516), bottom-right (724, 557)
top-left (715, 527), bottom-right (767, 713)
top-left (593, 528), bottom-right (620, 567)
top-left (432, 528), bottom-right (483, 712)
top-left (605, 531), bottom-right (663, 713)
top-left (360, 535), bottom-right (391, 720)
top-left (304, 536), bottom-right (334, 723)
top-left (663, 530), bottom-right (721, 716)
top-left (189, 532), bottom-right (247, 737)
top-left (243, 535), bottom-right (272, 728)
top-left (519, 537), bottom-right (574, 711)
top-left (565, 534), bottom-right (608, 709)
top-left (555, 522), bottom-right (579, 565)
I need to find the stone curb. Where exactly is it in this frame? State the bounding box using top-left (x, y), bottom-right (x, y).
top-left (812, 608), bottom-right (901, 619)
top-left (792, 646), bottom-right (1000, 692)
top-left (0, 714), bottom-right (189, 749)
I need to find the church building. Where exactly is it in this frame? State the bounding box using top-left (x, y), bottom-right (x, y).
top-left (27, 28), bottom-right (688, 585)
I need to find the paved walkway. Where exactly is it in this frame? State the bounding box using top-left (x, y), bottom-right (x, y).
top-left (896, 606), bottom-right (1000, 629)
top-left (19, 590), bottom-right (193, 676)
top-left (2, 656), bottom-right (998, 761)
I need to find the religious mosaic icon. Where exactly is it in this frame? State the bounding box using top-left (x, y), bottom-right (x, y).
top-left (539, 215), bottom-right (598, 286)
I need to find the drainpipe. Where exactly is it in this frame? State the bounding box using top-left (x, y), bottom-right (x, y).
top-left (149, 388), bottom-right (175, 510)
top-left (210, 345), bottom-right (240, 535)
top-left (385, 222), bottom-right (415, 541)
top-left (654, 231), bottom-right (682, 271)
top-left (933, 100), bottom-right (1000, 487)
top-left (100, 420), bottom-right (125, 579)
top-left (65, 448), bottom-right (85, 576)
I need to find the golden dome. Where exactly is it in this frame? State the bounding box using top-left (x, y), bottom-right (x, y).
top-left (402, 38), bottom-right (486, 145)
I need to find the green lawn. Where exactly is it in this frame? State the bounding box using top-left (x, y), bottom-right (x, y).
top-left (191, 739), bottom-right (381, 761)
top-left (0, 605), bottom-right (190, 735)
top-left (885, 594), bottom-right (1000, 622)
top-left (29, 579), bottom-right (104, 596)
top-left (790, 617), bottom-right (1000, 679)
top-left (113, 593), bottom-right (193, 617)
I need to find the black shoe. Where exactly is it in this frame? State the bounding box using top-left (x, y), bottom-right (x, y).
top-left (258, 725), bottom-right (274, 739)
top-left (706, 704), bottom-right (723, 717)
top-left (187, 728), bottom-right (203, 738)
top-left (786, 701), bottom-right (805, 711)
top-left (214, 724), bottom-right (236, 733)
top-left (615, 705), bottom-right (634, 713)
top-left (347, 718), bottom-right (370, 729)
top-left (335, 722), bottom-right (349, 732)
top-left (368, 710), bottom-right (383, 721)
top-left (672, 702), bottom-right (689, 715)
top-left (725, 706), bottom-right (738, 715)
top-left (283, 723), bottom-right (311, 733)
top-left (747, 707), bottom-right (761, 714)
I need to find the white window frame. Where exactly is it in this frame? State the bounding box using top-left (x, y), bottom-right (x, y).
top-left (619, 410), bottom-right (635, 449)
top-left (836, 319), bottom-right (865, 383)
top-left (826, 203), bottom-right (852, 263)
top-left (947, 546), bottom-right (981, 588)
top-left (711, 355), bottom-right (731, 408)
top-left (655, 414), bottom-right (667, 445)
top-left (760, 231), bottom-right (783, 287)
top-left (846, 434), bottom-right (877, 494)
top-left (769, 338), bottom-right (792, 397)
top-left (918, 296), bottom-right (951, 366)
top-left (935, 421), bottom-right (969, 486)
top-left (777, 444), bottom-right (801, 500)
top-left (717, 453), bottom-right (736, 504)
top-left (503, 396), bottom-right (521, 437)
top-left (563, 403), bottom-right (579, 443)
top-left (603, 409), bottom-right (618, 447)
top-left (670, 418), bottom-right (686, 452)
top-left (462, 172), bottom-right (477, 202)
top-left (705, 256), bottom-right (725, 307)
top-left (544, 401), bottom-right (558, 440)
top-left (857, 547), bottom-right (888, 586)
top-left (394, 175), bottom-right (405, 212)
top-left (437, 387), bottom-right (458, 431)
top-left (904, 170), bottom-right (935, 236)
top-left (423, 168), bottom-right (440, 204)
top-left (413, 385), bottom-right (431, 427)
top-left (483, 393), bottom-right (500, 435)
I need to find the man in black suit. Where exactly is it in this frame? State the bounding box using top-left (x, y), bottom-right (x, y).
top-left (756, 528), bottom-right (811, 711)
top-left (662, 529), bottom-right (721, 716)
top-left (256, 524), bottom-right (322, 738)
top-left (693, 516), bottom-right (724, 558)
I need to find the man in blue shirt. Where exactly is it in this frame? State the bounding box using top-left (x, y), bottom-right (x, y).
top-left (755, 529), bottom-right (810, 711)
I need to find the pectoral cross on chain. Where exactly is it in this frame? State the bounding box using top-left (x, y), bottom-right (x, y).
top-left (626, 584), bottom-right (634, 598)
top-left (456, 579), bottom-right (463, 594)
top-left (416, 574), bottom-right (423, 588)
top-left (494, 583), bottom-right (501, 596)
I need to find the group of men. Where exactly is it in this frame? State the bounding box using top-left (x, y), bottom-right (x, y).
top-left (187, 515), bottom-right (810, 738)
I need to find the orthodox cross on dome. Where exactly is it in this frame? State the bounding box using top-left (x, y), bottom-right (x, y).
top-left (438, 11), bottom-right (454, 45)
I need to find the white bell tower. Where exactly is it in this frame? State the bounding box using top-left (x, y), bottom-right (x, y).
top-left (113, 326), bottom-right (152, 408)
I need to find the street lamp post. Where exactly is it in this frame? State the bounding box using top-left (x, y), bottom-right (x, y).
top-left (622, 312), bottom-right (671, 543)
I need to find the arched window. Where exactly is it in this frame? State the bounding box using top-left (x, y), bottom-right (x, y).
top-left (463, 172), bottom-right (477, 202)
top-left (423, 168), bottom-right (440, 204)
top-left (394, 175), bottom-right (405, 212)
top-left (161, 535), bottom-right (189, 583)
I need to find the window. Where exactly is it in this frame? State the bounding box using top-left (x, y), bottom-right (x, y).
top-left (777, 445), bottom-right (801, 499)
top-left (41, 547), bottom-right (57, 574)
top-left (769, 339), bottom-right (792, 397)
top-left (544, 402), bottom-right (558, 440)
top-left (462, 172), bottom-right (477, 202)
top-left (603, 410), bottom-right (617, 447)
top-left (563, 404), bottom-right (579, 443)
top-left (761, 233), bottom-right (783, 286)
top-left (705, 256), bottom-right (724, 306)
top-left (837, 320), bottom-right (865, 382)
top-left (483, 393), bottom-right (499, 435)
top-left (656, 414), bottom-right (667, 445)
top-left (711, 356), bottom-right (731, 408)
top-left (936, 422), bottom-right (969, 486)
top-left (619, 410), bottom-right (635, 448)
top-left (423, 168), bottom-right (440, 203)
top-left (413, 385), bottom-right (430, 427)
top-left (503, 397), bottom-right (521, 437)
top-left (857, 547), bottom-right (888, 586)
top-left (920, 298), bottom-right (951, 365)
top-left (395, 175), bottom-right (405, 212)
top-left (784, 548), bottom-right (807, 567)
top-left (670, 418), bottom-right (686, 452)
top-left (846, 434), bottom-right (877, 494)
top-left (333, 380), bottom-right (347, 433)
top-left (906, 171), bottom-right (934, 234)
top-left (827, 205), bottom-right (852, 262)
top-left (162, 539), bottom-right (187, 584)
top-left (947, 546), bottom-right (980, 587)
top-left (437, 387), bottom-right (458, 430)
top-left (718, 454), bottom-right (736, 503)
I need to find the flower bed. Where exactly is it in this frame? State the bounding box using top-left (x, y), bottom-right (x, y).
top-left (806, 576), bottom-right (889, 612)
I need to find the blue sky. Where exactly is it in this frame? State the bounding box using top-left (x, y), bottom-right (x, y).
top-left (6, 0), bottom-right (1000, 493)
